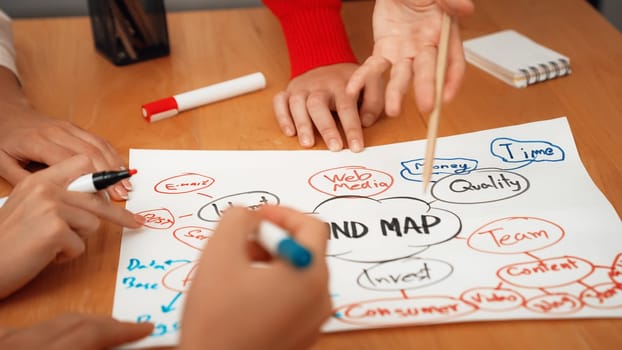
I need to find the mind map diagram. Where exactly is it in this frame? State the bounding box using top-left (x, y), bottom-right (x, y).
top-left (112, 117), bottom-right (622, 348)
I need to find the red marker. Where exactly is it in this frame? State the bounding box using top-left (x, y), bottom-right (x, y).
top-left (67, 169), bottom-right (138, 192)
top-left (0, 169), bottom-right (138, 207)
top-left (141, 72), bottom-right (266, 122)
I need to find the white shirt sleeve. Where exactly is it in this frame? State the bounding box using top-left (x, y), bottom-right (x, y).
top-left (0, 10), bottom-right (19, 78)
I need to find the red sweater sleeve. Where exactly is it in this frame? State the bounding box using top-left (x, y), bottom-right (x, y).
top-left (263, 0), bottom-right (358, 78)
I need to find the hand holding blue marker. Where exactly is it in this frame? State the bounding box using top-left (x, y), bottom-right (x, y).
top-left (258, 221), bottom-right (313, 269)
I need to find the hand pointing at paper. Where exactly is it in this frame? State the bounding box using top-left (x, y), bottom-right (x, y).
top-left (346, 0), bottom-right (474, 117)
top-left (0, 205), bottom-right (329, 349)
top-left (0, 155), bottom-right (144, 299)
top-left (265, 0), bottom-right (473, 153)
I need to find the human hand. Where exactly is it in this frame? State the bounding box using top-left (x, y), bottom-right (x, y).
top-left (0, 67), bottom-right (132, 201)
top-left (0, 313), bottom-right (153, 350)
top-left (273, 63), bottom-right (385, 152)
top-left (0, 155), bottom-right (144, 299)
top-left (346, 0), bottom-right (474, 116)
top-left (180, 205), bottom-right (331, 350)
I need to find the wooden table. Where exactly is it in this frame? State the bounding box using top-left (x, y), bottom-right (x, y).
top-left (1, 0), bottom-right (621, 348)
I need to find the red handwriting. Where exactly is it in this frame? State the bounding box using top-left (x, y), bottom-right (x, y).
top-left (333, 296), bottom-right (477, 326)
top-left (507, 257), bottom-right (579, 275)
top-left (525, 293), bottom-right (583, 314)
top-left (308, 166), bottom-right (393, 197)
top-left (580, 282), bottom-right (622, 309)
top-left (161, 261), bottom-right (199, 293)
top-left (610, 253), bottom-right (622, 285)
top-left (173, 226), bottom-right (214, 251)
top-left (480, 228), bottom-right (549, 246)
top-left (497, 256), bottom-right (594, 288)
top-left (460, 287), bottom-right (525, 311)
top-left (468, 217), bottom-right (564, 254)
top-left (154, 173), bottom-right (215, 194)
top-left (137, 208), bottom-right (175, 229)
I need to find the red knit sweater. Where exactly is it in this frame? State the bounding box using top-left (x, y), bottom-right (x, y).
top-left (262, 0), bottom-right (358, 78)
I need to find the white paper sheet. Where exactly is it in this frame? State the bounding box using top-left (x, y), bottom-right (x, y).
top-left (112, 117), bottom-right (622, 348)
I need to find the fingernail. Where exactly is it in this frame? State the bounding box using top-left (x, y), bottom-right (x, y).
top-left (349, 139), bottom-right (363, 153)
top-left (134, 214), bottom-right (146, 225)
top-left (122, 179), bottom-right (133, 191)
top-left (283, 126), bottom-right (295, 136)
top-left (300, 135), bottom-right (313, 147)
top-left (327, 139), bottom-right (342, 152)
top-left (115, 186), bottom-right (129, 200)
top-left (102, 191), bottom-right (111, 203)
top-left (362, 113), bottom-right (375, 127)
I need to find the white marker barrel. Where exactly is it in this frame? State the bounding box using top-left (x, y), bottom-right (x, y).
top-left (174, 72), bottom-right (266, 111)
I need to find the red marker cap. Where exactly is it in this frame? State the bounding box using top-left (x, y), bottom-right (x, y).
top-left (141, 97), bottom-right (179, 123)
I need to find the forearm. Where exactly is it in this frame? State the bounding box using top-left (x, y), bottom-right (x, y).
top-left (0, 10), bottom-right (28, 110)
top-left (0, 66), bottom-right (28, 109)
top-left (0, 10), bottom-right (19, 80)
top-left (262, 0), bottom-right (357, 78)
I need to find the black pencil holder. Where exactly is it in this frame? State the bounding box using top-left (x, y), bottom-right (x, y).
top-left (87, 0), bottom-right (170, 65)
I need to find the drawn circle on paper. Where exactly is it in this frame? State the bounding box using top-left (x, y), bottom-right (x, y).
top-left (136, 208), bottom-right (175, 229)
top-left (154, 173), bottom-right (215, 194)
top-left (467, 217), bottom-right (565, 254)
top-left (332, 296), bottom-right (478, 326)
top-left (197, 191), bottom-right (280, 222)
top-left (524, 293), bottom-right (583, 314)
top-left (398, 157), bottom-right (479, 183)
top-left (308, 166), bottom-right (394, 197)
top-left (357, 256), bottom-right (453, 291)
top-left (579, 282), bottom-right (622, 309)
top-left (460, 287), bottom-right (525, 311)
top-left (609, 253), bottom-right (622, 285)
top-left (490, 137), bottom-right (565, 164)
top-left (173, 226), bottom-right (214, 251)
top-left (162, 261), bottom-right (199, 293)
top-left (496, 255), bottom-right (595, 288)
top-left (313, 196), bottom-right (461, 263)
top-left (431, 168), bottom-right (529, 204)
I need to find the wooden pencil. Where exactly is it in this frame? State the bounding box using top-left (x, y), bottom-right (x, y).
top-left (421, 12), bottom-right (452, 192)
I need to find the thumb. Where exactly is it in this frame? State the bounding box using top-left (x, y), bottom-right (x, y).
top-left (0, 151), bottom-right (30, 185)
top-left (45, 315), bottom-right (154, 349)
top-left (41, 155), bottom-right (95, 186)
top-left (90, 320), bottom-right (154, 348)
top-left (437, 0), bottom-right (475, 17)
top-left (34, 154), bottom-right (95, 188)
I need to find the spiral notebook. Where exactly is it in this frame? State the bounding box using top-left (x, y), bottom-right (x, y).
top-left (464, 30), bottom-right (571, 88)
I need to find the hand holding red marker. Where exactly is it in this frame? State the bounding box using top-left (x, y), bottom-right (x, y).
top-left (67, 169), bottom-right (137, 192)
top-left (0, 169), bottom-right (137, 207)
top-left (0, 156), bottom-right (144, 299)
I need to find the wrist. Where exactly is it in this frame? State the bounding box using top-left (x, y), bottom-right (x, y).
top-left (0, 66), bottom-right (30, 111)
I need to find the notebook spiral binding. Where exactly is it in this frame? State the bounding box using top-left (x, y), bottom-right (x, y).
top-left (519, 58), bottom-right (571, 86)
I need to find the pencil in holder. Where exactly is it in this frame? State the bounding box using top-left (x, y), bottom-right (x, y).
top-left (87, 0), bottom-right (170, 65)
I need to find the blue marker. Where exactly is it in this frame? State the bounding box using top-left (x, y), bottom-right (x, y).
top-left (258, 221), bottom-right (313, 269)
